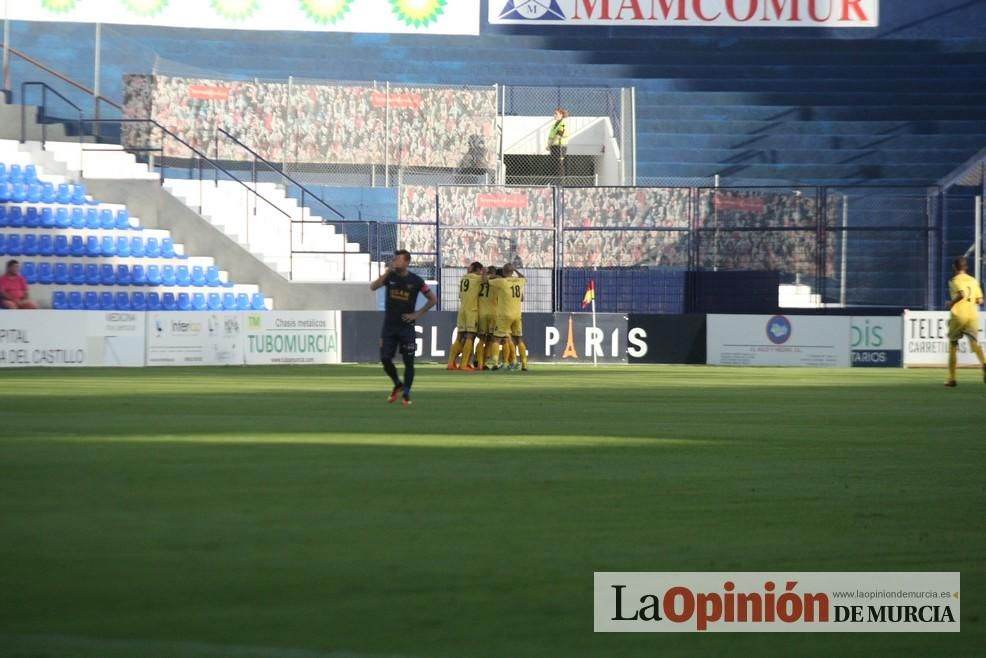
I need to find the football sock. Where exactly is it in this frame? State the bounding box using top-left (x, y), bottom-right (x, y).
top-left (402, 352), bottom-right (415, 397)
top-left (382, 358), bottom-right (401, 388)
top-left (519, 339), bottom-right (528, 369)
top-left (446, 339), bottom-right (462, 368)
top-left (971, 338), bottom-right (986, 367)
top-left (461, 337), bottom-right (475, 368)
top-left (948, 343), bottom-right (957, 381)
top-left (476, 339), bottom-right (487, 367)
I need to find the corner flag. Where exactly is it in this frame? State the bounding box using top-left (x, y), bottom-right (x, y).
top-left (581, 280), bottom-right (595, 308)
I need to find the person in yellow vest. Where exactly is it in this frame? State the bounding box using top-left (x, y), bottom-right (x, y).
top-left (944, 256), bottom-right (986, 387)
top-left (490, 264), bottom-right (528, 372)
top-left (447, 261), bottom-right (485, 370)
top-left (546, 107), bottom-right (569, 182)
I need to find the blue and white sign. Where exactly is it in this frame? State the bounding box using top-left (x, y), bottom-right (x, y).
top-left (708, 315), bottom-right (851, 367)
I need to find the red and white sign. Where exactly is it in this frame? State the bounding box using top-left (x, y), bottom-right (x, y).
top-left (188, 85), bottom-right (230, 101)
top-left (476, 193), bottom-right (530, 210)
top-left (491, 0), bottom-right (879, 28)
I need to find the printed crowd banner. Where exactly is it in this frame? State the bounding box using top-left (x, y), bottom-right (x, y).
top-left (9, 0), bottom-right (480, 35)
top-left (491, 0), bottom-right (878, 28)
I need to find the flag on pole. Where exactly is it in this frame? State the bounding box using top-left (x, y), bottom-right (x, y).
top-left (581, 280), bottom-right (595, 308)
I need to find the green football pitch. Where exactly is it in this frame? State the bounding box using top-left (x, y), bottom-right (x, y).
top-left (0, 365), bottom-right (983, 657)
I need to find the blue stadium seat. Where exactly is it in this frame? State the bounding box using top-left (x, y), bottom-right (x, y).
top-left (26, 183), bottom-right (42, 204)
top-left (115, 236), bottom-right (131, 258)
top-left (146, 265), bottom-right (162, 286)
top-left (71, 184), bottom-right (87, 205)
top-left (22, 234), bottom-right (39, 256)
top-left (192, 293), bottom-right (207, 311)
top-left (70, 235), bottom-right (86, 257)
top-left (190, 266), bottom-right (206, 287)
top-left (0, 162), bottom-right (6, 180)
top-left (69, 263), bottom-right (85, 285)
top-left (99, 292), bottom-right (115, 310)
top-left (25, 207), bottom-right (41, 228)
top-left (222, 292), bottom-right (237, 310)
top-left (207, 292), bottom-right (222, 311)
top-left (56, 184), bottom-right (71, 205)
top-left (41, 182), bottom-right (56, 204)
top-left (21, 262), bottom-right (37, 283)
top-left (56, 207), bottom-right (73, 230)
top-left (69, 207), bottom-right (84, 229)
top-left (10, 183), bottom-right (27, 203)
top-left (84, 291), bottom-right (100, 310)
top-left (38, 234), bottom-right (54, 256)
top-left (146, 292), bottom-right (162, 311)
top-left (41, 207), bottom-right (56, 228)
top-left (85, 236), bottom-right (100, 257)
top-left (8, 164), bottom-right (23, 184)
top-left (51, 291), bottom-right (68, 310)
top-left (251, 293), bottom-right (266, 310)
top-left (161, 238), bottom-right (177, 259)
top-left (175, 265), bottom-right (190, 287)
top-left (84, 264), bottom-right (100, 286)
top-left (144, 237), bottom-right (161, 258)
top-left (7, 206), bottom-right (23, 227)
top-left (116, 265), bottom-right (132, 286)
top-left (0, 182), bottom-right (10, 202)
top-left (52, 235), bottom-right (73, 257)
top-left (131, 264), bottom-right (147, 286)
top-left (24, 165), bottom-right (37, 184)
top-left (161, 265), bottom-right (176, 287)
top-left (85, 208), bottom-right (100, 229)
top-left (177, 292), bottom-right (192, 311)
top-left (0, 206), bottom-right (6, 226)
top-left (68, 291), bottom-right (84, 309)
top-left (115, 210), bottom-right (131, 230)
top-left (206, 266), bottom-right (222, 287)
top-left (100, 236), bottom-right (116, 257)
top-left (99, 209), bottom-right (114, 230)
top-left (5, 234), bottom-right (21, 256)
top-left (100, 264), bottom-right (115, 286)
top-left (130, 236), bottom-right (145, 258)
top-left (114, 292), bottom-right (131, 311)
top-left (0, 234), bottom-right (5, 254)
top-left (52, 262), bottom-right (69, 285)
top-left (36, 262), bottom-right (53, 285)
top-left (162, 292), bottom-right (177, 311)
top-left (131, 291), bottom-right (147, 310)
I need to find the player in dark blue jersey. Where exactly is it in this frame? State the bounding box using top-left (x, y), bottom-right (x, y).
top-left (370, 249), bottom-right (437, 406)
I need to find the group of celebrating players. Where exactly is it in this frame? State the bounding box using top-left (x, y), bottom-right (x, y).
top-left (446, 262), bottom-right (528, 372)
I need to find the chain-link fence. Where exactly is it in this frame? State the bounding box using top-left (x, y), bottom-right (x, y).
top-left (396, 183), bottom-right (942, 313)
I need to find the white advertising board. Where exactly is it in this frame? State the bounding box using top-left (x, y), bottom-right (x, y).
top-left (708, 314), bottom-right (851, 367)
top-left (0, 310), bottom-right (87, 367)
top-left (244, 311), bottom-right (341, 365)
top-left (145, 311), bottom-right (244, 366)
top-left (86, 311), bottom-right (146, 367)
top-left (903, 310), bottom-right (986, 368)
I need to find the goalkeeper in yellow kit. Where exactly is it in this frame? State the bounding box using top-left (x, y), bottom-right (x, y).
top-left (944, 256), bottom-right (986, 387)
top-left (490, 264), bottom-right (528, 372)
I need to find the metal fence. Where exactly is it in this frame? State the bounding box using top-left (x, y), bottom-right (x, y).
top-left (401, 184), bottom-right (941, 313)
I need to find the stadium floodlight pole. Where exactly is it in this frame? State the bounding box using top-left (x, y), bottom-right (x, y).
top-left (840, 194), bottom-right (849, 307)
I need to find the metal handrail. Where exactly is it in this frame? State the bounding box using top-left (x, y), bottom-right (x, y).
top-left (77, 118), bottom-right (290, 221)
top-left (216, 128), bottom-right (346, 220)
top-left (2, 43), bottom-right (122, 110)
top-left (20, 82), bottom-right (83, 152)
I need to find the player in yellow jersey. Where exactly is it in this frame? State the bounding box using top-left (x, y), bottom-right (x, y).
top-left (944, 256), bottom-right (986, 387)
top-left (475, 265), bottom-right (498, 370)
top-left (490, 264), bottom-right (529, 372)
top-left (447, 261), bottom-right (485, 371)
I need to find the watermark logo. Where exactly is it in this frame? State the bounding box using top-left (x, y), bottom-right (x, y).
top-left (594, 572), bottom-right (960, 633)
top-left (498, 0), bottom-right (565, 21)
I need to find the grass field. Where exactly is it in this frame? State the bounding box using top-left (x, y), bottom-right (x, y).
top-left (0, 364), bottom-right (983, 657)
